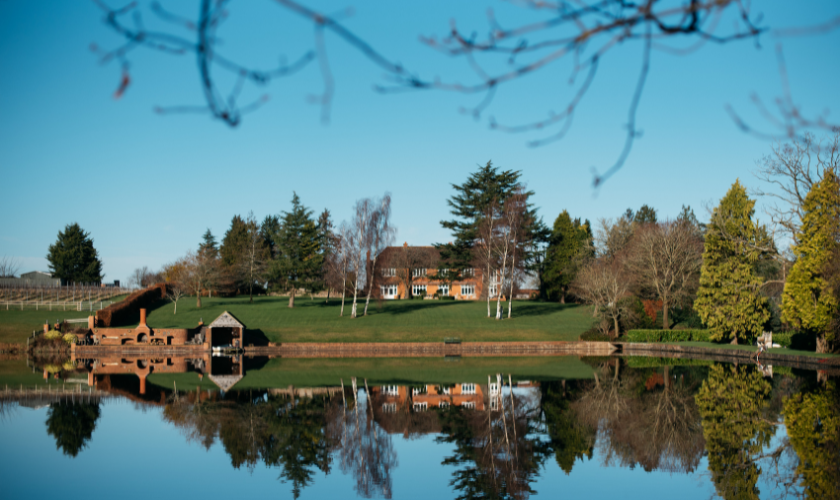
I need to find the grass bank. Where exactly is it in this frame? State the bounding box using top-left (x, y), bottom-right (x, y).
top-left (138, 296), bottom-right (595, 344)
top-left (0, 309), bottom-right (95, 344)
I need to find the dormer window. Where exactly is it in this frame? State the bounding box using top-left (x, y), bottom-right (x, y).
top-left (382, 268), bottom-right (396, 277)
top-left (412, 268), bottom-right (426, 278)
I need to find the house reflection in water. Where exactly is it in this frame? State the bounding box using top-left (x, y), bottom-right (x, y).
top-left (69, 354), bottom-right (245, 396)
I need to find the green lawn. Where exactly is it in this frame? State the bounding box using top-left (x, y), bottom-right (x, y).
top-left (136, 296), bottom-right (595, 344)
top-left (0, 308), bottom-right (95, 344)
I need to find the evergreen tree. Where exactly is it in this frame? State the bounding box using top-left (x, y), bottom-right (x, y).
top-left (782, 171), bottom-right (840, 353)
top-left (783, 382), bottom-right (840, 500)
top-left (316, 209), bottom-right (335, 299)
top-left (438, 161), bottom-right (548, 278)
top-left (260, 215), bottom-right (281, 258)
top-left (46, 401), bottom-right (101, 457)
top-left (220, 215), bottom-right (249, 268)
top-left (199, 229), bottom-right (217, 256)
top-left (274, 193), bottom-right (322, 307)
top-left (633, 204), bottom-right (658, 224)
top-left (695, 181), bottom-right (771, 343)
top-left (542, 211), bottom-right (592, 302)
top-left (695, 364), bottom-right (774, 500)
top-left (46, 223), bottom-right (104, 283)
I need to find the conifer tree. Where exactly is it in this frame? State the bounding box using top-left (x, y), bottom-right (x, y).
top-left (782, 171), bottom-right (840, 353)
top-left (199, 229), bottom-right (218, 258)
top-left (46, 223), bottom-right (104, 283)
top-left (542, 211), bottom-right (592, 303)
top-left (275, 193), bottom-right (322, 308)
top-left (695, 181), bottom-right (770, 343)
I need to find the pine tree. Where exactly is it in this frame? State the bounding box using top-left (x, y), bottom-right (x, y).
top-left (316, 209), bottom-right (335, 301)
top-left (275, 193), bottom-right (322, 308)
top-left (46, 223), bottom-right (104, 283)
top-left (633, 204), bottom-right (657, 224)
top-left (695, 181), bottom-right (771, 343)
top-left (220, 215), bottom-right (249, 268)
top-left (542, 211), bottom-right (592, 303)
top-left (438, 161), bottom-right (548, 284)
top-left (199, 229), bottom-right (218, 258)
top-left (782, 171), bottom-right (840, 353)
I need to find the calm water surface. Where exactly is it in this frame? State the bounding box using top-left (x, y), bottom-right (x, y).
top-left (0, 355), bottom-right (837, 499)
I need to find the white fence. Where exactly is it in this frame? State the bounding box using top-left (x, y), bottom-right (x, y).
top-left (0, 283), bottom-right (129, 312)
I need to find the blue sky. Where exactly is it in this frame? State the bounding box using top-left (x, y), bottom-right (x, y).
top-left (1, 1), bottom-right (839, 282)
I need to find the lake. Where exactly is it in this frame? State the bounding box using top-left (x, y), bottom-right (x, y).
top-left (0, 354), bottom-right (837, 499)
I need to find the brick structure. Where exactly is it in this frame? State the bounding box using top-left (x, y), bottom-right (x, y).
top-left (372, 243), bottom-right (489, 300)
top-left (83, 309), bottom-right (245, 349)
top-left (72, 352), bottom-right (244, 395)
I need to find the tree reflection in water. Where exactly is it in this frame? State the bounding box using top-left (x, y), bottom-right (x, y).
top-left (46, 401), bottom-right (101, 457)
top-left (30, 359), bottom-right (840, 499)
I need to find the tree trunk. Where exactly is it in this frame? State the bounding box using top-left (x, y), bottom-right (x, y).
top-left (730, 336), bottom-right (738, 345)
top-left (351, 285), bottom-right (358, 318)
top-left (662, 299), bottom-right (668, 330)
top-left (817, 333), bottom-right (827, 354)
top-left (363, 257), bottom-right (377, 316)
top-left (340, 262), bottom-right (347, 316)
top-left (496, 243), bottom-right (509, 320)
top-left (613, 316), bottom-right (619, 339)
top-left (197, 286), bottom-right (202, 308)
top-left (560, 289), bottom-right (566, 304)
top-left (507, 243), bottom-right (516, 319)
top-left (288, 288), bottom-right (295, 308)
top-left (249, 282), bottom-right (253, 303)
top-left (325, 287), bottom-right (331, 304)
top-left (486, 263), bottom-right (492, 317)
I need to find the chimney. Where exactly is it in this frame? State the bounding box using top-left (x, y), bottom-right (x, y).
top-left (88, 315), bottom-right (95, 331)
top-left (403, 242), bottom-right (408, 247)
top-left (139, 308), bottom-right (147, 327)
top-left (43, 323), bottom-right (50, 334)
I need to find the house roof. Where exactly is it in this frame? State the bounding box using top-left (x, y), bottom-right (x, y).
top-left (208, 311), bottom-right (245, 329)
top-left (208, 374), bottom-right (243, 392)
top-left (376, 245), bottom-right (441, 267)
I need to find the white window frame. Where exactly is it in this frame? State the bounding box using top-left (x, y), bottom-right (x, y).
top-left (439, 401), bottom-right (450, 409)
top-left (383, 385), bottom-right (400, 397)
top-left (382, 403), bottom-right (397, 413)
top-left (462, 268), bottom-right (474, 277)
top-left (461, 285), bottom-right (475, 297)
top-left (381, 268), bottom-right (396, 277)
top-left (380, 285), bottom-right (398, 298)
top-left (490, 398), bottom-right (499, 411)
top-left (439, 284), bottom-right (449, 296)
top-left (412, 268), bottom-right (426, 278)
top-left (461, 383), bottom-right (476, 395)
top-left (462, 401), bottom-right (476, 410)
top-left (413, 402), bottom-right (428, 412)
top-left (489, 383), bottom-right (500, 396)
top-left (412, 284), bottom-right (427, 297)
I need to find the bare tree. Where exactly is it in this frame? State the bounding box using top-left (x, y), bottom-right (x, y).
top-left (476, 201), bottom-right (499, 318)
top-left (392, 245), bottom-right (436, 299)
top-left (753, 132), bottom-right (840, 245)
top-left (627, 221), bottom-right (703, 329)
top-left (596, 216), bottom-right (634, 260)
top-left (240, 211), bottom-right (269, 303)
top-left (92, 1), bottom-right (832, 184)
top-left (184, 248), bottom-right (219, 308)
top-left (363, 194), bottom-right (396, 316)
top-left (162, 259), bottom-right (188, 314)
top-left (0, 256), bottom-right (22, 278)
top-left (348, 199), bottom-right (373, 318)
top-left (334, 223), bottom-right (355, 317)
top-left (572, 259), bottom-right (630, 337)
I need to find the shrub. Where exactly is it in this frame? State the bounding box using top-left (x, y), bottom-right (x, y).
top-left (62, 334), bottom-right (78, 345)
top-left (624, 329), bottom-right (711, 343)
top-left (44, 330), bottom-right (62, 340)
top-left (580, 328), bottom-right (611, 342)
top-left (96, 283), bottom-right (167, 326)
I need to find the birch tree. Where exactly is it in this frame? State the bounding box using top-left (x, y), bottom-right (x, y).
top-left (362, 194), bottom-right (395, 316)
top-left (349, 199), bottom-right (373, 318)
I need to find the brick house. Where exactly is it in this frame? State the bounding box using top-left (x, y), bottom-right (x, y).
top-left (372, 243), bottom-right (490, 300)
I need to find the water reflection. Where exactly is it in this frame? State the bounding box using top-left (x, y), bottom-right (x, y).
top-left (3, 356), bottom-right (839, 499)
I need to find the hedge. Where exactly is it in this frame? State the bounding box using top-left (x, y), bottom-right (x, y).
top-left (624, 329), bottom-right (711, 343)
top-left (95, 283), bottom-right (167, 327)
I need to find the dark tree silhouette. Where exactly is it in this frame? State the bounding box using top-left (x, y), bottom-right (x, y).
top-left (46, 402), bottom-right (101, 457)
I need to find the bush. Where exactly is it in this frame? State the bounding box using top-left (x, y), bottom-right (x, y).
top-left (44, 330), bottom-right (62, 340)
top-left (62, 334), bottom-right (78, 345)
top-left (96, 283), bottom-right (167, 326)
top-left (624, 329), bottom-right (711, 343)
top-left (580, 329), bottom-right (611, 342)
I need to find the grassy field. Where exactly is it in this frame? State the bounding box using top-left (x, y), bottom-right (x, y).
top-left (0, 308), bottom-right (97, 344)
top-left (131, 296), bottom-right (596, 344)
